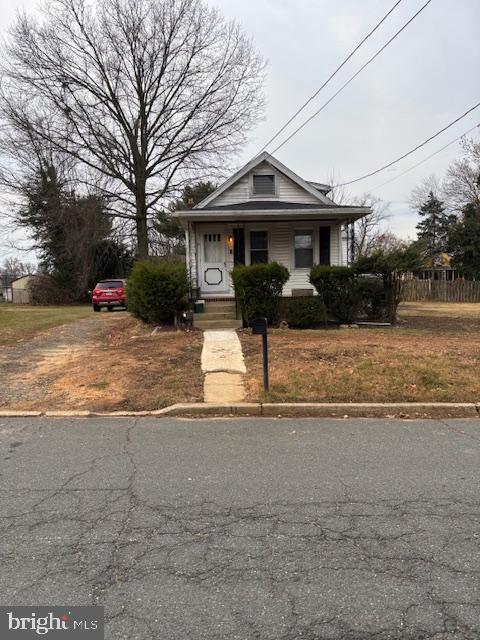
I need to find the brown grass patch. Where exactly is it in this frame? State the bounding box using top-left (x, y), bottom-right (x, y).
top-left (239, 302), bottom-right (480, 403)
top-left (24, 316), bottom-right (203, 411)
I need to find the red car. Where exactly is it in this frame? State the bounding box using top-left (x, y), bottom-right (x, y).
top-left (92, 279), bottom-right (127, 312)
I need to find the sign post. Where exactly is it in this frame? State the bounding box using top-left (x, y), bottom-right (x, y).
top-left (251, 317), bottom-right (269, 392)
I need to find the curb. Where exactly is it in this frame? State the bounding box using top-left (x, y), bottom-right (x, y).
top-left (0, 403), bottom-right (479, 419)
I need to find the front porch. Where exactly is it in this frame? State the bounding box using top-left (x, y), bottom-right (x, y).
top-left (185, 219), bottom-right (350, 299)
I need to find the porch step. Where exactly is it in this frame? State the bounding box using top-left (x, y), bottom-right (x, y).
top-left (194, 311), bottom-right (237, 321)
top-left (203, 302), bottom-right (236, 312)
top-left (194, 299), bottom-right (240, 329)
top-left (194, 318), bottom-right (242, 330)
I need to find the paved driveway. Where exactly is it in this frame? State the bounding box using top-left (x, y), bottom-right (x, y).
top-left (0, 417), bottom-right (479, 639)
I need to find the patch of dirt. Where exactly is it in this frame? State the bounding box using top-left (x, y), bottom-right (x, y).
top-left (0, 311), bottom-right (203, 411)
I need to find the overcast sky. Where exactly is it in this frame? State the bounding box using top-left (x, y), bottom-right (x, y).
top-left (1, 0), bottom-right (479, 262)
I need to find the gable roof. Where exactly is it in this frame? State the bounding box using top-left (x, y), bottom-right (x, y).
top-left (307, 181), bottom-right (332, 195)
top-left (195, 151), bottom-right (333, 209)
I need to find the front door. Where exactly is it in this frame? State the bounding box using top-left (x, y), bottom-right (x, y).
top-left (200, 229), bottom-right (228, 294)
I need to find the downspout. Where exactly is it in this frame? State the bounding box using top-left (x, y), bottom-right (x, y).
top-left (345, 223), bottom-right (350, 266)
top-left (350, 219), bottom-right (355, 265)
top-left (193, 222), bottom-right (200, 296)
top-left (185, 222), bottom-right (191, 294)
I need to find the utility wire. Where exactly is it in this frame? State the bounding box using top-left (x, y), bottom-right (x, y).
top-left (270, 0), bottom-right (434, 155)
top-left (335, 101), bottom-right (480, 187)
top-left (369, 122), bottom-right (480, 192)
top-left (259, 0), bottom-right (405, 152)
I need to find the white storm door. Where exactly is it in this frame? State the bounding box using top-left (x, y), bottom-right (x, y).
top-left (201, 230), bottom-right (227, 293)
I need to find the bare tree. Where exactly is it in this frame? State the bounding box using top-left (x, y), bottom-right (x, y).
top-left (1, 0), bottom-right (265, 258)
top-left (0, 256), bottom-right (34, 278)
top-left (443, 137), bottom-right (480, 212)
top-left (369, 230), bottom-right (406, 253)
top-left (351, 193), bottom-right (390, 258)
top-left (409, 174), bottom-right (442, 211)
top-left (325, 170), bottom-right (353, 206)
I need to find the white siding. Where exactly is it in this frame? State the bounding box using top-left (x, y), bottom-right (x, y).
top-left (213, 161), bottom-right (320, 206)
top-left (213, 176), bottom-right (249, 206)
top-left (191, 221), bottom-right (345, 297)
top-left (243, 222), bottom-right (343, 296)
top-left (330, 226), bottom-right (341, 266)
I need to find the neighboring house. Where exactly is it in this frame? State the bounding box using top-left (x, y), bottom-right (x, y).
top-left (416, 254), bottom-right (457, 281)
top-left (10, 275), bottom-right (39, 304)
top-left (403, 254), bottom-right (458, 282)
top-left (175, 152), bottom-right (371, 300)
top-left (416, 267), bottom-right (458, 281)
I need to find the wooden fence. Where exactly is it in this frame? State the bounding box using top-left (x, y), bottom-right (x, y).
top-left (402, 278), bottom-right (480, 302)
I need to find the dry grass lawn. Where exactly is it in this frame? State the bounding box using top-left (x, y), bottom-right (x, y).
top-left (0, 310), bottom-right (203, 411)
top-left (239, 302), bottom-right (480, 403)
top-left (0, 304), bottom-right (92, 345)
top-left (38, 318), bottom-right (204, 411)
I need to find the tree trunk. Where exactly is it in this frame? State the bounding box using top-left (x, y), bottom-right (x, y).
top-left (135, 189), bottom-right (149, 260)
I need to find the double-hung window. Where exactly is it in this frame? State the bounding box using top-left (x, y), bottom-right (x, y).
top-left (294, 230), bottom-right (314, 268)
top-left (250, 230), bottom-right (268, 264)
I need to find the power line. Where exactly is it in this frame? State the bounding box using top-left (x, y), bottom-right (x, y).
top-left (270, 0), bottom-right (434, 155)
top-left (369, 122), bottom-right (480, 192)
top-left (259, 0), bottom-right (405, 152)
top-left (335, 101), bottom-right (480, 187)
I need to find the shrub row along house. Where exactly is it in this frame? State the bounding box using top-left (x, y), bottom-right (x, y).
top-left (174, 152), bottom-right (371, 327)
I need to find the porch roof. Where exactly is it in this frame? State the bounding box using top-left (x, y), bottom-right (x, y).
top-left (174, 201), bottom-right (371, 223)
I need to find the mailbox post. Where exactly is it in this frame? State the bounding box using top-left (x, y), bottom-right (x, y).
top-left (251, 317), bottom-right (269, 392)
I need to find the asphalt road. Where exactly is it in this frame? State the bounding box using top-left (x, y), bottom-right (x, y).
top-left (0, 417), bottom-right (479, 640)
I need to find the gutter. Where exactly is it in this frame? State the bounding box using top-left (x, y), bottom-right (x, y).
top-left (173, 208), bottom-right (371, 223)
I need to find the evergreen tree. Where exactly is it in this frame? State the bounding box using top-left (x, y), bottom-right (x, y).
top-left (447, 203), bottom-right (480, 279)
top-left (91, 239), bottom-right (133, 286)
top-left (415, 191), bottom-right (454, 267)
top-left (18, 164), bottom-right (131, 300)
top-left (152, 182), bottom-right (217, 256)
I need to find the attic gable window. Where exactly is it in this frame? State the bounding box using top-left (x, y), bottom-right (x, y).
top-left (253, 174), bottom-right (275, 196)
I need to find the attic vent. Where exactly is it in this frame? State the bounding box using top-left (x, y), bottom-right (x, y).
top-left (253, 174), bottom-right (275, 195)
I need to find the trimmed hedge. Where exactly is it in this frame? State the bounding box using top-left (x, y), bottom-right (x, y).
top-left (309, 265), bottom-right (361, 324)
top-left (355, 276), bottom-right (387, 321)
top-left (282, 297), bottom-right (326, 328)
top-left (231, 262), bottom-right (289, 325)
top-left (127, 259), bottom-right (189, 324)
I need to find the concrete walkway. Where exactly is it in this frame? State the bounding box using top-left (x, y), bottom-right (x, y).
top-left (201, 330), bottom-right (246, 403)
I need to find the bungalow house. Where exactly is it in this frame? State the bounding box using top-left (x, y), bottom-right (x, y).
top-left (175, 152), bottom-right (371, 328)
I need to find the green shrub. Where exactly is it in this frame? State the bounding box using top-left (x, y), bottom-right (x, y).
top-left (355, 246), bottom-right (425, 323)
top-left (231, 262), bottom-right (289, 325)
top-left (355, 276), bottom-right (387, 321)
top-left (309, 265), bottom-right (361, 324)
top-left (127, 259), bottom-right (189, 324)
top-left (282, 297), bottom-right (326, 328)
